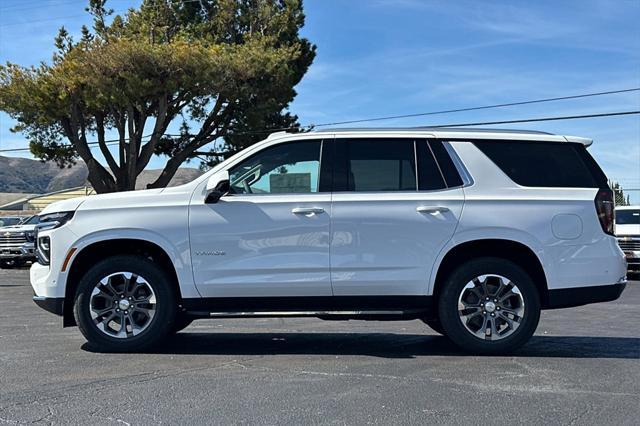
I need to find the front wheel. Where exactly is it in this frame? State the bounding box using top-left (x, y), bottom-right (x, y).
top-left (74, 255), bottom-right (177, 352)
top-left (438, 257), bottom-right (540, 355)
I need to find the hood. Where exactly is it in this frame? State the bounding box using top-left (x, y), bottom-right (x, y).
top-left (40, 196), bottom-right (88, 215)
top-left (39, 188), bottom-right (167, 215)
top-left (0, 223), bottom-right (37, 233)
top-left (78, 188), bottom-right (166, 211)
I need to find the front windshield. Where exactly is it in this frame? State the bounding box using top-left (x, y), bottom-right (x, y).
top-left (0, 217), bottom-right (21, 226)
top-left (616, 209), bottom-right (640, 225)
top-left (20, 215), bottom-right (40, 225)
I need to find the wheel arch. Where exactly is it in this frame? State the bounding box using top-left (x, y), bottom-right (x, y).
top-left (431, 239), bottom-right (550, 309)
top-left (62, 238), bottom-right (185, 327)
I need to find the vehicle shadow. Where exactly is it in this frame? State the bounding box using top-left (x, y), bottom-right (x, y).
top-left (84, 332), bottom-right (640, 359)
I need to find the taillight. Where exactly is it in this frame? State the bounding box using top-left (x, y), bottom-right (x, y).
top-left (595, 189), bottom-right (615, 236)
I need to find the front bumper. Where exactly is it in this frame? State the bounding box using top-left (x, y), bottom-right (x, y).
top-left (0, 243), bottom-right (36, 261)
top-left (33, 296), bottom-right (64, 316)
top-left (623, 250), bottom-right (640, 275)
top-left (546, 282), bottom-right (627, 309)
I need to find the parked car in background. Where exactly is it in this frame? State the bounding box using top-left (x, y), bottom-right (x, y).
top-left (0, 216), bottom-right (24, 227)
top-left (615, 206), bottom-right (640, 277)
top-left (0, 215), bottom-right (39, 268)
top-left (30, 128), bottom-right (627, 354)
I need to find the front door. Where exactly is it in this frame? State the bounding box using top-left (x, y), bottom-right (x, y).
top-left (189, 139), bottom-right (332, 297)
top-left (330, 138), bottom-right (464, 296)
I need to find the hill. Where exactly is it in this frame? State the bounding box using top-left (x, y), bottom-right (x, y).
top-left (0, 155), bottom-right (202, 193)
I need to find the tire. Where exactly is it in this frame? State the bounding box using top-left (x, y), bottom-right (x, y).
top-left (73, 255), bottom-right (177, 352)
top-left (438, 257), bottom-right (540, 355)
top-left (0, 260), bottom-right (10, 269)
top-left (422, 318), bottom-right (446, 335)
top-left (171, 314), bottom-right (193, 334)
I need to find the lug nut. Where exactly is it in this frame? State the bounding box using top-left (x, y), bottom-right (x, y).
top-left (486, 297), bottom-right (490, 300)
top-left (480, 303), bottom-right (484, 307)
top-left (491, 313), bottom-right (495, 317)
top-left (124, 311), bottom-right (128, 315)
top-left (496, 307), bottom-right (500, 311)
top-left (482, 311), bottom-right (486, 314)
top-left (116, 309), bottom-right (120, 312)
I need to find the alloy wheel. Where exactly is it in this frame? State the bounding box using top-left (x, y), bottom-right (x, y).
top-left (89, 272), bottom-right (157, 338)
top-left (457, 274), bottom-right (525, 341)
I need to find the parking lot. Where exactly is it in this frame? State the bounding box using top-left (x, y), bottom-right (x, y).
top-left (0, 267), bottom-right (638, 425)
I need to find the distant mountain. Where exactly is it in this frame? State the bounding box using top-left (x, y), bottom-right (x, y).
top-left (0, 155), bottom-right (202, 194)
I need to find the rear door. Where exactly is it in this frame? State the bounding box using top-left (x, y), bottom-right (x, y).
top-left (329, 138), bottom-right (464, 296)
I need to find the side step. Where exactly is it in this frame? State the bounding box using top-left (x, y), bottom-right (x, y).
top-left (185, 309), bottom-right (427, 321)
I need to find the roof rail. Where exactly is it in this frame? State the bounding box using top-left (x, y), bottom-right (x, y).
top-left (267, 131), bottom-right (290, 139)
top-left (319, 126), bottom-right (554, 135)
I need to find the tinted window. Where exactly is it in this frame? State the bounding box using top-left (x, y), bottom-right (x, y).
top-left (474, 140), bottom-right (606, 188)
top-left (430, 140), bottom-right (463, 187)
top-left (0, 218), bottom-right (21, 226)
top-left (616, 210), bottom-right (640, 225)
top-left (229, 140), bottom-right (321, 194)
top-left (416, 141), bottom-right (447, 190)
top-left (21, 216), bottom-right (40, 225)
top-left (336, 139), bottom-right (416, 192)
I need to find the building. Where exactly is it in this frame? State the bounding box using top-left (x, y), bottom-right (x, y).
top-left (0, 186), bottom-right (95, 213)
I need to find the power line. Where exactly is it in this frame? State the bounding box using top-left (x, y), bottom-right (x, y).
top-left (308, 88), bottom-right (640, 128)
top-left (1, 109), bottom-right (639, 154)
top-left (427, 110), bottom-right (640, 128)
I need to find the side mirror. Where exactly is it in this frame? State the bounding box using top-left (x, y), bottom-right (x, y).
top-left (205, 170), bottom-right (230, 204)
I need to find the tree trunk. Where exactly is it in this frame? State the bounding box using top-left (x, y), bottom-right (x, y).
top-left (85, 158), bottom-right (118, 193)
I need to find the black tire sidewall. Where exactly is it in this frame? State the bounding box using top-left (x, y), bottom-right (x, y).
top-left (74, 255), bottom-right (177, 352)
top-left (438, 257), bottom-right (540, 354)
top-left (171, 314), bottom-right (193, 334)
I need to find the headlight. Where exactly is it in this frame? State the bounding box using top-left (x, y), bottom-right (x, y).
top-left (35, 211), bottom-right (75, 266)
top-left (37, 211), bottom-right (75, 231)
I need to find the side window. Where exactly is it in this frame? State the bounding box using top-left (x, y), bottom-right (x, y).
top-left (416, 140), bottom-right (447, 190)
top-left (336, 139), bottom-right (417, 192)
top-left (473, 140), bottom-right (604, 188)
top-left (429, 140), bottom-right (463, 187)
top-left (229, 140), bottom-right (321, 194)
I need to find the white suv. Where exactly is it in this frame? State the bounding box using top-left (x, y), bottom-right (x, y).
top-left (30, 128), bottom-right (628, 354)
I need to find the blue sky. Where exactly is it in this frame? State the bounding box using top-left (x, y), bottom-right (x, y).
top-left (1, 0), bottom-right (639, 200)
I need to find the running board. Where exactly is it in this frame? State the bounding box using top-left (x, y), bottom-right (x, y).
top-left (185, 309), bottom-right (427, 321)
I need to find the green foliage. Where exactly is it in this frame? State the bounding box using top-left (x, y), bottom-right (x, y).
top-left (609, 180), bottom-right (630, 206)
top-left (0, 0), bottom-right (315, 192)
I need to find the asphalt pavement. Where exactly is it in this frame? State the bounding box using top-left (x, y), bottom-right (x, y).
top-left (1, 267), bottom-right (639, 425)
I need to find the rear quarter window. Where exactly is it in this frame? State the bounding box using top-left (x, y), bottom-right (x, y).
top-left (473, 140), bottom-right (608, 188)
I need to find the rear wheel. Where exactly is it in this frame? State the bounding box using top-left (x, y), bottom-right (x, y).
top-left (74, 255), bottom-right (177, 352)
top-left (438, 257), bottom-right (540, 354)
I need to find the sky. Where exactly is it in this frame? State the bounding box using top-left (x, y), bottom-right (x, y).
top-left (1, 0), bottom-right (639, 201)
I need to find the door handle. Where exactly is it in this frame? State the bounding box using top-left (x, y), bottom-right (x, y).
top-left (416, 206), bottom-right (450, 214)
top-left (291, 207), bottom-right (325, 215)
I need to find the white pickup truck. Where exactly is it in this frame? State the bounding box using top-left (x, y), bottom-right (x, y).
top-left (615, 206), bottom-right (640, 277)
top-left (0, 215), bottom-right (39, 268)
